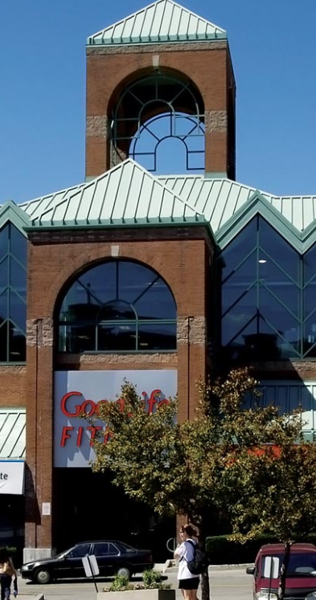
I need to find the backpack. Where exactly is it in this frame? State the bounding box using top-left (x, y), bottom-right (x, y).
top-left (185, 540), bottom-right (209, 575)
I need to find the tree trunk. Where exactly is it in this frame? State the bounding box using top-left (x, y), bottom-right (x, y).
top-left (199, 521), bottom-right (210, 600)
top-left (278, 541), bottom-right (292, 600)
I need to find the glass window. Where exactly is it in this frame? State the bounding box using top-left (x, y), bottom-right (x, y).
top-left (221, 219), bottom-right (257, 281)
top-left (93, 543), bottom-right (109, 557)
top-left (259, 219), bottom-right (300, 284)
top-left (58, 260), bottom-right (176, 354)
top-left (0, 224), bottom-right (27, 363)
top-left (303, 245), bottom-right (316, 285)
top-left (68, 544), bottom-right (91, 558)
top-left (261, 553), bottom-right (316, 577)
top-left (220, 220), bottom-right (302, 361)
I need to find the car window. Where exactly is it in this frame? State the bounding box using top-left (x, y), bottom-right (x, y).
top-left (93, 543), bottom-right (119, 557)
top-left (262, 553), bottom-right (316, 577)
top-left (67, 544), bottom-right (91, 558)
top-left (94, 543), bottom-right (109, 557)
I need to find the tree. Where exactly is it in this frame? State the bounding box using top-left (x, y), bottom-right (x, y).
top-left (90, 369), bottom-right (316, 600)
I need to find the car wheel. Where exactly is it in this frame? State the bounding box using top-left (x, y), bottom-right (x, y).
top-left (116, 566), bottom-right (131, 580)
top-left (34, 568), bottom-right (52, 584)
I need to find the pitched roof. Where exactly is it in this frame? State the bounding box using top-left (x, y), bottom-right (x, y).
top-left (15, 162), bottom-right (316, 252)
top-left (87, 0), bottom-right (226, 46)
top-left (27, 159), bottom-right (204, 228)
top-left (158, 174), bottom-right (316, 249)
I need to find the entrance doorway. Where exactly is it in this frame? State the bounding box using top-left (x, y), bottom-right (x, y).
top-left (53, 469), bottom-right (175, 562)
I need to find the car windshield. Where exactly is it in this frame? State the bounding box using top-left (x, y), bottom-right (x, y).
top-left (262, 553), bottom-right (316, 577)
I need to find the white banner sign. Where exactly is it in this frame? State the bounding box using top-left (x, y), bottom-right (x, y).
top-left (0, 461), bottom-right (25, 495)
top-left (54, 370), bottom-right (177, 468)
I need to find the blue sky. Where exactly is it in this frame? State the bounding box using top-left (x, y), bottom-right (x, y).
top-left (1, 0), bottom-right (316, 203)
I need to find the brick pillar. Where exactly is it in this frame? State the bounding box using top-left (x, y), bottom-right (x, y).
top-left (24, 318), bottom-right (54, 562)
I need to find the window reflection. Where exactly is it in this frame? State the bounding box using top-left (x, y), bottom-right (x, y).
top-left (0, 224), bottom-right (27, 363)
top-left (221, 216), bottom-right (301, 361)
top-left (58, 260), bottom-right (176, 353)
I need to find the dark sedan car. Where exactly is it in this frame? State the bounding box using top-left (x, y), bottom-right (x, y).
top-left (21, 540), bottom-right (154, 584)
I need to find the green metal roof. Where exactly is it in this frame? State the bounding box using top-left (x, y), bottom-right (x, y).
top-left (5, 160), bottom-right (316, 254)
top-left (24, 160), bottom-right (205, 229)
top-left (87, 0), bottom-right (226, 46)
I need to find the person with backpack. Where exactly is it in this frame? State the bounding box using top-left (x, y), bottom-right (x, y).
top-left (0, 550), bottom-right (18, 599)
top-left (174, 524), bottom-right (200, 600)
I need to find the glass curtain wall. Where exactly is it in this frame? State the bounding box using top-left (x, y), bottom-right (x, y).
top-left (0, 224), bottom-right (27, 362)
top-left (58, 260), bottom-right (177, 353)
top-left (220, 216), bottom-right (316, 362)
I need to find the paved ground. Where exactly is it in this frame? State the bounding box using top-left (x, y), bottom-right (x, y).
top-left (17, 567), bottom-right (253, 600)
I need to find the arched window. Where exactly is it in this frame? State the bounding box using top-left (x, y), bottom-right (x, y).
top-left (110, 72), bottom-right (205, 174)
top-left (0, 223), bottom-right (27, 362)
top-left (57, 260), bottom-right (177, 353)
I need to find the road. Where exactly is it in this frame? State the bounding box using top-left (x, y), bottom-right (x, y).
top-left (18, 568), bottom-right (253, 600)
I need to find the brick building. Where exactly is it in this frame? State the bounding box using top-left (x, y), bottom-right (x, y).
top-left (1, 0), bottom-right (316, 566)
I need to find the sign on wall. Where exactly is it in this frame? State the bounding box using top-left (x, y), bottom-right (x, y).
top-left (0, 461), bottom-right (25, 495)
top-left (54, 370), bottom-right (177, 468)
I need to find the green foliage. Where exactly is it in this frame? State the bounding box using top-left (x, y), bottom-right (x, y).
top-left (104, 570), bottom-right (170, 592)
top-left (142, 569), bottom-right (167, 588)
top-left (91, 370), bottom-right (316, 546)
top-left (108, 575), bottom-right (133, 591)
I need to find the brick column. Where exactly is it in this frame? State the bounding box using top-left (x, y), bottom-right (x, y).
top-left (24, 318), bottom-right (54, 562)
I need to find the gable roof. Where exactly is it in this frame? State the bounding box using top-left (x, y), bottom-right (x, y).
top-left (158, 174), bottom-right (316, 251)
top-left (27, 159), bottom-right (205, 228)
top-left (11, 162), bottom-right (316, 253)
top-left (87, 0), bottom-right (226, 46)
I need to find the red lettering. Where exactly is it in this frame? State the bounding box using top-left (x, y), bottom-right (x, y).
top-left (60, 426), bottom-right (74, 447)
top-left (157, 399), bottom-right (170, 409)
top-left (146, 389), bottom-right (162, 414)
top-left (115, 398), bottom-right (125, 412)
top-left (76, 427), bottom-right (83, 447)
top-left (87, 426), bottom-right (102, 446)
top-left (60, 391), bottom-right (83, 417)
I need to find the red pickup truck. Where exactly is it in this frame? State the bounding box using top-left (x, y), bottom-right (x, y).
top-left (246, 543), bottom-right (316, 600)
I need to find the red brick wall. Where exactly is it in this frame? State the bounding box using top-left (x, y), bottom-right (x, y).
top-left (24, 228), bottom-right (211, 549)
top-left (0, 367), bottom-right (26, 407)
top-left (86, 42), bottom-right (234, 177)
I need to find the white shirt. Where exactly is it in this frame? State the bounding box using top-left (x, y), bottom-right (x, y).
top-left (175, 539), bottom-right (198, 580)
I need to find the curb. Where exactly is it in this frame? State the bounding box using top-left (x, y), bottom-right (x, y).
top-left (160, 562), bottom-right (252, 573)
top-left (19, 595), bottom-right (44, 600)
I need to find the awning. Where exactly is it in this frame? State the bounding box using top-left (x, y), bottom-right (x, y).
top-left (0, 409), bottom-right (25, 459)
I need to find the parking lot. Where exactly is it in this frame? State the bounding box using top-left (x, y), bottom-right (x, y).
top-left (18, 567), bottom-right (253, 600)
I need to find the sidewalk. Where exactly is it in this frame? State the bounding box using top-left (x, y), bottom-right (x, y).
top-left (155, 560), bottom-right (251, 573)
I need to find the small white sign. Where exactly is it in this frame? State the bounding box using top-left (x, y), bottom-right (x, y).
top-left (0, 461), bottom-right (25, 495)
top-left (82, 555), bottom-right (99, 577)
top-left (42, 502), bottom-right (51, 516)
top-left (264, 556), bottom-right (280, 579)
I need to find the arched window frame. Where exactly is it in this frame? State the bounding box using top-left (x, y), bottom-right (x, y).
top-left (110, 72), bottom-right (205, 173)
top-left (57, 260), bottom-right (177, 354)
